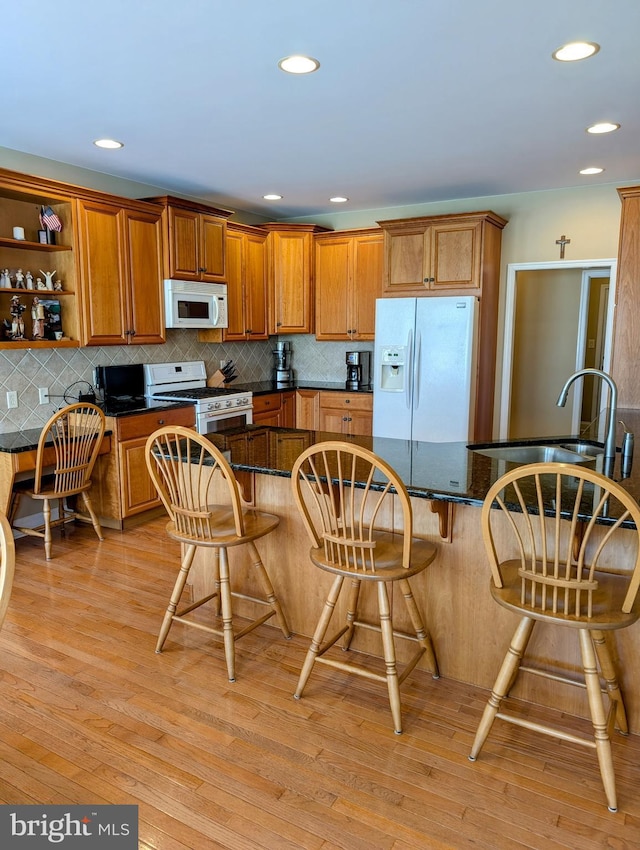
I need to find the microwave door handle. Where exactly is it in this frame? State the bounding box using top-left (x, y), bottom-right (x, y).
top-left (211, 297), bottom-right (219, 326)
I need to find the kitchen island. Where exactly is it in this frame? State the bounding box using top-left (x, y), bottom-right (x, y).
top-left (185, 422), bottom-right (640, 730)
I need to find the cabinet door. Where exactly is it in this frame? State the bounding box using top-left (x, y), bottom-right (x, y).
top-left (281, 391), bottom-right (296, 428)
top-left (77, 200), bottom-right (129, 345)
top-left (168, 207), bottom-right (200, 279)
top-left (124, 210), bottom-right (165, 344)
top-left (319, 408), bottom-right (348, 434)
top-left (351, 233), bottom-right (383, 340)
top-left (200, 214), bottom-right (226, 282)
top-left (245, 232), bottom-right (268, 339)
top-left (296, 390), bottom-right (319, 430)
top-left (270, 230), bottom-right (314, 334)
top-left (119, 437), bottom-right (161, 517)
top-left (383, 224), bottom-right (428, 293)
top-left (315, 237), bottom-right (351, 340)
top-left (345, 409), bottom-right (373, 436)
top-left (428, 221), bottom-right (481, 291)
top-left (252, 393), bottom-right (282, 426)
top-left (223, 230), bottom-right (246, 340)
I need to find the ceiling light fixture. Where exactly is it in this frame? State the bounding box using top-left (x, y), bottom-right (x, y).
top-left (580, 167), bottom-right (604, 175)
top-left (263, 194), bottom-right (283, 200)
top-left (93, 138), bottom-right (124, 149)
top-left (329, 197), bottom-right (349, 203)
top-left (278, 55), bottom-right (320, 75)
top-left (552, 41), bottom-right (600, 62)
top-left (586, 122), bottom-right (620, 134)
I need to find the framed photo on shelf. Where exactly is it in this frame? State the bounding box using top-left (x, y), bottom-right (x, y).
top-left (39, 299), bottom-right (63, 340)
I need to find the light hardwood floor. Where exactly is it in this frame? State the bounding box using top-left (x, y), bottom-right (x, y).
top-left (1, 517), bottom-right (640, 849)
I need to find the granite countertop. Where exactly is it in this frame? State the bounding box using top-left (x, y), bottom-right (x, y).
top-left (233, 381), bottom-right (373, 396)
top-left (206, 422), bottom-right (640, 528)
top-left (0, 426), bottom-right (113, 454)
top-left (98, 398), bottom-right (195, 417)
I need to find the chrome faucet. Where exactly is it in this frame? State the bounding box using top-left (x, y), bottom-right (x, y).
top-left (556, 368), bottom-right (618, 462)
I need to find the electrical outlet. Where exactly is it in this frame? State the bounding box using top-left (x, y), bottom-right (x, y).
top-left (38, 387), bottom-right (49, 405)
top-left (6, 390), bottom-right (18, 409)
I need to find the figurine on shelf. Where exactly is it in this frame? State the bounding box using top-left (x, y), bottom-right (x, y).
top-left (31, 296), bottom-right (46, 340)
top-left (40, 269), bottom-right (56, 291)
top-left (25, 271), bottom-right (34, 290)
top-left (9, 295), bottom-right (26, 340)
top-left (0, 269), bottom-right (11, 288)
top-left (54, 279), bottom-right (63, 291)
top-left (14, 269), bottom-right (25, 289)
top-left (36, 277), bottom-right (46, 290)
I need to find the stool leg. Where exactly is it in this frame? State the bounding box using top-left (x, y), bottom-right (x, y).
top-left (247, 541), bottom-right (291, 639)
top-left (343, 577), bottom-right (361, 650)
top-left (580, 629), bottom-right (618, 812)
top-left (591, 629), bottom-right (628, 735)
top-left (80, 491), bottom-right (105, 542)
top-left (211, 548), bottom-right (221, 616)
top-left (295, 574), bottom-right (344, 699)
top-left (399, 577), bottom-right (439, 678)
top-left (156, 543), bottom-right (197, 653)
top-left (378, 581), bottom-right (403, 734)
top-left (43, 496), bottom-right (53, 560)
top-left (219, 547), bottom-right (236, 682)
top-left (469, 616), bottom-right (534, 761)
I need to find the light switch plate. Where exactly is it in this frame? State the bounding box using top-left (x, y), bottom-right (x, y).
top-left (6, 390), bottom-right (18, 409)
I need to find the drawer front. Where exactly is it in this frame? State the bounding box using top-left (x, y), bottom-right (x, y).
top-left (319, 391), bottom-right (373, 411)
top-left (116, 405), bottom-right (196, 441)
top-left (252, 393), bottom-right (282, 416)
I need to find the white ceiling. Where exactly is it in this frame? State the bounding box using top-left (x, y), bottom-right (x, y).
top-left (4, 0), bottom-right (639, 219)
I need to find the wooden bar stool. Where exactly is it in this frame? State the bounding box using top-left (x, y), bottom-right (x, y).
top-left (146, 426), bottom-right (291, 682)
top-left (469, 461), bottom-right (640, 812)
top-left (291, 440), bottom-right (439, 734)
top-left (0, 511), bottom-right (15, 631)
top-left (10, 402), bottom-right (106, 560)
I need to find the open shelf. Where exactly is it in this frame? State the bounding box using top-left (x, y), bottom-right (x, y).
top-left (0, 236), bottom-right (71, 252)
top-left (0, 338), bottom-right (78, 349)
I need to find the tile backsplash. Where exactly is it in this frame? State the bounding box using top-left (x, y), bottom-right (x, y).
top-left (0, 332), bottom-right (373, 432)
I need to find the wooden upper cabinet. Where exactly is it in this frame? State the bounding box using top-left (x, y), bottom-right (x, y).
top-left (611, 186), bottom-right (640, 407)
top-left (315, 230), bottom-right (383, 341)
top-left (264, 223), bottom-right (331, 334)
top-left (77, 198), bottom-right (164, 346)
top-left (145, 195), bottom-right (233, 284)
top-left (378, 211), bottom-right (507, 295)
top-left (223, 223), bottom-right (268, 341)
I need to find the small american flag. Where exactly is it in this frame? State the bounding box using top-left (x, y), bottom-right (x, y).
top-left (39, 205), bottom-right (63, 232)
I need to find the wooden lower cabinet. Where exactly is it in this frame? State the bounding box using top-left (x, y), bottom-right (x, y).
top-left (295, 390), bottom-right (320, 430)
top-left (252, 391), bottom-right (296, 427)
top-left (319, 391), bottom-right (373, 436)
top-left (92, 405), bottom-right (195, 527)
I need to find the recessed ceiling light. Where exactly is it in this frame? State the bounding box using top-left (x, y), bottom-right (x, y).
top-left (580, 167), bottom-right (604, 175)
top-left (263, 194), bottom-right (283, 200)
top-left (329, 197), bottom-right (349, 203)
top-left (586, 122), bottom-right (620, 134)
top-left (552, 41), bottom-right (600, 62)
top-left (93, 138), bottom-right (124, 149)
top-left (278, 55), bottom-right (320, 74)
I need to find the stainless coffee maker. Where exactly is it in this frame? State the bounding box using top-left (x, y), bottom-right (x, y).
top-left (273, 341), bottom-right (293, 384)
top-left (346, 351), bottom-right (371, 390)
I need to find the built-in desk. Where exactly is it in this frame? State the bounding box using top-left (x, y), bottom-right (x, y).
top-left (0, 427), bottom-right (112, 515)
top-left (192, 423), bottom-right (640, 731)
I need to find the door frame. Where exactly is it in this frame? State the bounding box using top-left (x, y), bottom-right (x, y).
top-left (499, 258), bottom-right (617, 439)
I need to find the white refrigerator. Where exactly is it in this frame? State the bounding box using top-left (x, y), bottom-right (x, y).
top-left (372, 296), bottom-right (478, 442)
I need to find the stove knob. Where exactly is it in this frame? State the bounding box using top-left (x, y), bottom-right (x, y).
top-left (225, 399), bottom-right (233, 408)
top-left (214, 401), bottom-right (222, 410)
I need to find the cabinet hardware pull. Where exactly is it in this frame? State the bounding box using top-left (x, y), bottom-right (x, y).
top-left (345, 399), bottom-right (350, 403)
top-left (158, 419), bottom-right (165, 425)
top-left (342, 416), bottom-right (349, 421)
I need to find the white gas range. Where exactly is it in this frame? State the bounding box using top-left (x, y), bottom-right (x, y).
top-left (144, 361), bottom-right (253, 435)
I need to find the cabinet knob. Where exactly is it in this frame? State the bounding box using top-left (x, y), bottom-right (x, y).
top-left (342, 416), bottom-right (349, 421)
top-left (423, 277), bottom-right (435, 283)
top-left (345, 399), bottom-right (350, 403)
top-left (276, 322), bottom-right (282, 327)
top-left (199, 267), bottom-right (206, 273)
top-left (158, 419), bottom-right (165, 425)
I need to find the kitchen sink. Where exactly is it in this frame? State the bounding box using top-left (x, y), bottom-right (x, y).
top-left (469, 441), bottom-right (603, 465)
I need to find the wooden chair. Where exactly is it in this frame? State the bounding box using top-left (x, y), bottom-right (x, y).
top-left (0, 512), bottom-right (16, 631)
top-left (469, 461), bottom-right (640, 812)
top-left (291, 440), bottom-right (439, 734)
top-left (10, 403), bottom-right (106, 560)
top-left (145, 426), bottom-right (291, 682)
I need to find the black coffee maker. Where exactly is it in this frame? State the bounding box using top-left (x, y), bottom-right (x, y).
top-left (346, 351), bottom-right (371, 389)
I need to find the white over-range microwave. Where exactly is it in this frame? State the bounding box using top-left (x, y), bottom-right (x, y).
top-left (164, 279), bottom-right (228, 329)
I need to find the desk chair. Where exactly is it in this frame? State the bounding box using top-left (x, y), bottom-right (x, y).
top-left (145, 426), bottom-right (291, 682)
top-left (291, 440), bottom-right (439, 734)
top-left (0, 512), bottom-right (15, 630)
top-left (11, 403), bottom-right (106, 560)
top-left (469, 462), bottom-right (640, 812)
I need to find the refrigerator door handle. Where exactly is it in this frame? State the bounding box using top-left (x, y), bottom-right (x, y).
top-left (413, 331), bottom-right (421, 410)
top-left (406, 329), bottom-right (413, 409)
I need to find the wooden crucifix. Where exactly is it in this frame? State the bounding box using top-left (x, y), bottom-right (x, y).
top-left (556, 234), bottom-right (571, 258)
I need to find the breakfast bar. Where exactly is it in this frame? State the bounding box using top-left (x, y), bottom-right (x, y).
top-left (187, 422), bottom-right (640, 729)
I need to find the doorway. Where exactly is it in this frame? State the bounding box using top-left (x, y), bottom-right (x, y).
top-left (499, 259), bottom-right (616, 440)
